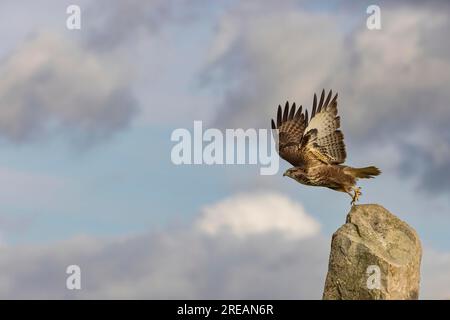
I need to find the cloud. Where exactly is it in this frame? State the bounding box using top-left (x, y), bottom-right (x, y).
top-left (84, 0), bottom-right (201, 51)
top-left (0, 191), bottom-right (448, 299)
top-left (421, 248), bottom-right (450, 299)
top-left (0, 166), bottom-right (65, 206)
top-left (338, 6), bottom-right (450, 193)
top-left (202, 2), bottom-right (344, 130)
top-left (337, 7), bottom-right (450, 139)
top-left (201, 1), bottom-right (450, 193)
top-left (84, 0), bottom-right (170, 50)
top-left (196, 192), bottom-right (320, 239)
top-left (0, 234), bottom-right (330, 299)
top-left (0, 32), bottom-right (137, 145)
top-left (0, 192), bottom-right (328, 299)
top-left (0, 0), bottom-right (448, 300)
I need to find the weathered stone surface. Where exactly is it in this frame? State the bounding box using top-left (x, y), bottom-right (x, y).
top-left (323, 204), bottom-right (422, 300)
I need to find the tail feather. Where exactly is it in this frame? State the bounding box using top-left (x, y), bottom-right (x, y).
top-left (346, 166), bottom-right (381, 179)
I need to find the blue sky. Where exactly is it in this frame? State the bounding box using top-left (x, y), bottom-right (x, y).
top-left (0, 0), bottom-right (449, 298)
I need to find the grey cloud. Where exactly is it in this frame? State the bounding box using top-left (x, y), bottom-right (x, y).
top-left (0, 231), bottom-right (329, 299)
top-left (0, 223), bottom-right (449, 299)
top-left (0, 32), bottom-right (137, 145)
top-left (83, 0), bottom-right (202, 51)
top-left (0, 189), bottom-right (447, 299)
top-left (399, 136), bottom-right (450, 193)
top-left (0, 192), bottom-right (329, 299)
top-left (202, 5), bottom-right (345, 129)
top-left (201, 1), bottom-right (450, 193)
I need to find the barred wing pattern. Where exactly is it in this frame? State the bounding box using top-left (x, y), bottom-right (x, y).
top-left (271, 89), bottom-right (347, 167)
top-left (271, 101), bottom-right (307, 166)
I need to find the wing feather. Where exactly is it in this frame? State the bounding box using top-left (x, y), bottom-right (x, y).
top-left (271, 101), bottom-right (307, 166)
top-left (288, 103), bottom-right (296, 119)
top-left (317, 89), bottom-right (325, 113)
top-left (276, 105), bottom-right (282, 127)
top-left (302, 90), bottom-right (346, 164)
top-left (294, 105), bottom-right (303, 119)
top-left (271, 90), bottom-right (346, 168)
top-left (283, 101), bottom-right (289, 122)
top-left (311, 93), bottom-right (317, 118)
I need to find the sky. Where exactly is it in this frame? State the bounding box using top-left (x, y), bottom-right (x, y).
top-left (0, 0), bottom-right (449, 299)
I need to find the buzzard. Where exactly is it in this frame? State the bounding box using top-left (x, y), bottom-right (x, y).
top-left (271, 89), bottom-right (380, 204)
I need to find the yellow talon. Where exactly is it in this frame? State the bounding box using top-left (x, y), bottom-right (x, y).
top-left (351, 187), bottom-right (362, 205)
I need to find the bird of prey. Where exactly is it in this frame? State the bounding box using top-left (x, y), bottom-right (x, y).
top-left (271, 89), bottom-right (380, 205)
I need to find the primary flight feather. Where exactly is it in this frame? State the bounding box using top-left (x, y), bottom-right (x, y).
top-left (271, 89), bottom-right (380, 204)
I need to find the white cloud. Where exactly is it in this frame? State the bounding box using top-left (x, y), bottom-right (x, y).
top-left (196, 192), bottom-right (320, 240)
top-left (0, 191), bottom-right (448, 299)
top-left (0, 32), bottom-right (137, 144)
top-left (0, 192), bottom-right (328, 299)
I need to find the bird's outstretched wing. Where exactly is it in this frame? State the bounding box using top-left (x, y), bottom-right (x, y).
top-left (271, 89), bottom-right (346, 167)
top-left (271, 101), bottom-right (307, 166)
top-left (301, 89), bottom-right (346, 165)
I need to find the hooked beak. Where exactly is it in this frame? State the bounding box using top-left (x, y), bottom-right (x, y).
top-left (283, 172), bottom-right (287, 177)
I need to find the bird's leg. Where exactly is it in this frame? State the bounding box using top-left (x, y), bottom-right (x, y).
top-left (350, 186), bottom-right (362, 205)
top-left (356, 187), bottom-right (362, 202)
top-left (346, 186), bottom-right (362, 205)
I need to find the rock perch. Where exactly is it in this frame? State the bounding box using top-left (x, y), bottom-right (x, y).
top-left (323, 204), bottom-right (422, 300)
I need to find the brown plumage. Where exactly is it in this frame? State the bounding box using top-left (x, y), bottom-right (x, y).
top-left (271, 89), bottom-right (381, 204)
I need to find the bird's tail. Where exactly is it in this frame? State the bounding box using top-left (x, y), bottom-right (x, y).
top-left (346, 166), bottom-right (381, 179)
